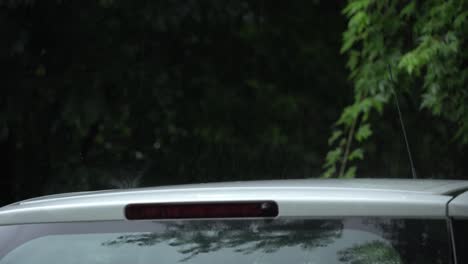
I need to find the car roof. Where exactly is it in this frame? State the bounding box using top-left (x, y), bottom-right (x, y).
top-left (15, 178), bottom-right (468, 204)
top-left (1, 178), bottom-right (468, 225)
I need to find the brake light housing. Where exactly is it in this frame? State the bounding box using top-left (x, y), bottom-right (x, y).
top-left (125, 201), bottom-right (278, 220)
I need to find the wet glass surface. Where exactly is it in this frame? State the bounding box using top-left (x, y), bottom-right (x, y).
top-left (0, 218), bottom-right (451, 264)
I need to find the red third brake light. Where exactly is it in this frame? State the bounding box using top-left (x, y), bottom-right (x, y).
top-left (125, 201), bottom-right (278, 220)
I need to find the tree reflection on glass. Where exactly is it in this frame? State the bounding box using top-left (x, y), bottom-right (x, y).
top-left (100, 218), bottom-right (451, 264)
top-left (338, 240), bottom-right (402, 264)
top-left (361, 219), bottom-right (450, 264)
top-left (103, 220), bottom-right (343, 261)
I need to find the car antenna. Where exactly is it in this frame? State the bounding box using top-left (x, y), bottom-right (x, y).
top-left (387, 64), bottom-right (417, 179)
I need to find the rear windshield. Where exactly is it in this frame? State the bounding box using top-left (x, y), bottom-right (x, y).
top-left (0, 218), bottom-right (450, 264)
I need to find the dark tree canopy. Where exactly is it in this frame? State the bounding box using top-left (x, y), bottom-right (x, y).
top-left (1, 0), bottom-right (468, 205)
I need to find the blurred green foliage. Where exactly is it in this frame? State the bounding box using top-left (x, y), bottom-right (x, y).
top-left (1, 0), bottom-right (468, 204)
top-left (0, 0), bottom-right (348, 203)
top-left (324, 0), bottom-right (468, 178)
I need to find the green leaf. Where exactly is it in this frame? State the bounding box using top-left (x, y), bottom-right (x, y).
top-left (355, 124), bottom-right (372, 142)
top-left (328, 130), bottom-right (343, 146)
top-left (400, 2), bottom-right (416, 19)
top-left (337, 104), bottom-right (360, 126)
top-left (454, 11), bottom-right (468, 28)
top-left (324, 148), bottom-right (343, 168)
top-left (347, 50), bottom-right (360, 70)
top-left (343, 0), bottom-right (370, 17)
top-left (342, 166), bottom-right (357, 179)
top-left (322, 166), bottom-right (336, 179)
top-left (349, 148), bottom-right (364, 161)
top-left (348, 11), bottom-right (370, 34)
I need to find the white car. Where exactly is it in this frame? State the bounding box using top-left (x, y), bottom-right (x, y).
top-left (0, 179), bottom-right (467, 264)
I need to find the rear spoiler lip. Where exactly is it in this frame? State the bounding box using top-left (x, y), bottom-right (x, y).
top-left (0, 189), bottom-right (452, 225)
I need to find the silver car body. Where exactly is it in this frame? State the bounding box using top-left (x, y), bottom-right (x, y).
top-left (1, 178), bottom-right (468, 225)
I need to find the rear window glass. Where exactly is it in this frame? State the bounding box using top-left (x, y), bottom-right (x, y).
top-left (453, 220), bottom-right (468, 264)
top-left (0, 218), bottom-right (450, 264)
